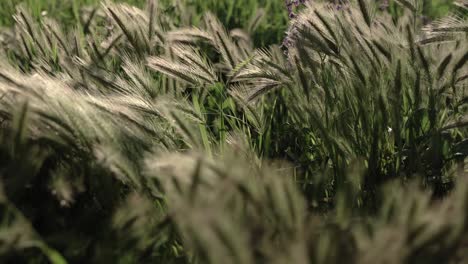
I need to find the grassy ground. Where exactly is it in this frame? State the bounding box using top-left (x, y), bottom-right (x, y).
top-left (0, 0), bottom-right (289, 45)
top-left (0, 0), bottom-right (454, 44)
top-left (0, 0), bottom-right (146, 26)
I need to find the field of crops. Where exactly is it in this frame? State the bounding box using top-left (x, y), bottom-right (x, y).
top-left (0, 0), bottom-right (466, 263)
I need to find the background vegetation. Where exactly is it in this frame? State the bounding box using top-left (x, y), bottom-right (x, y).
top-left (0, 0), bottom-right (466, 263)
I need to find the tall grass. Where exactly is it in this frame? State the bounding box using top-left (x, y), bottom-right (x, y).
top-left (234, 0), bottom-right (467, 203)
top-left (0, 0), bottom-right (466, 263)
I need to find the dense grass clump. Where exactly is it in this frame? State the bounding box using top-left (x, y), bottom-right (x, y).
top-left (0, 0), bottom-right (466, 263)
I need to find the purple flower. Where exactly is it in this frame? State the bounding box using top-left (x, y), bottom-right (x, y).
top-left (285, 0), bottom-right (309, 19)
